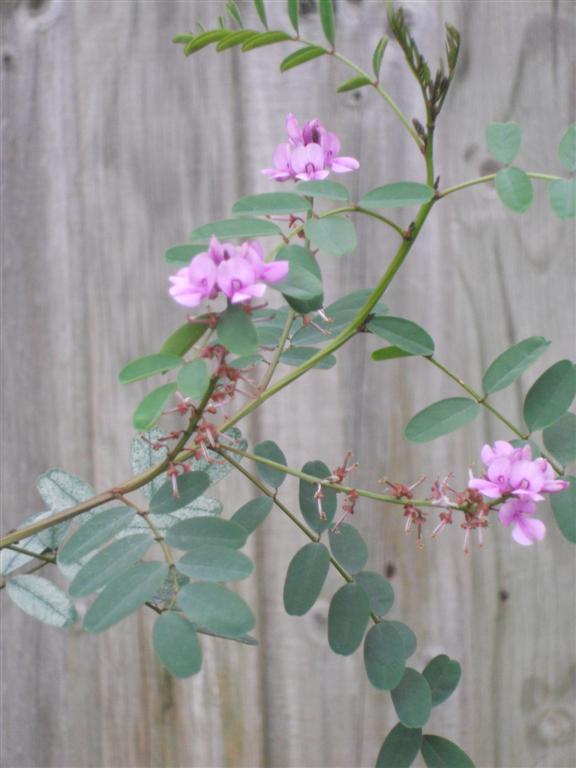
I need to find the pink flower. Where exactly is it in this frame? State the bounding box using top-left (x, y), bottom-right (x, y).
top-left (498, 498), bottom-right (546, 546)
top-left (262, 114), bottom-right (359, 182)
top-left (168, 253), bottom-right (218, 308)
top-left (468, 455), bottom-right (514, 498)
top-left (169, 237), bottom-right (289, 308)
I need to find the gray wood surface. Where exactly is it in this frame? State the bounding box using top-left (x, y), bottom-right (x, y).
top-left (1, 1), bottom-right (574, 766)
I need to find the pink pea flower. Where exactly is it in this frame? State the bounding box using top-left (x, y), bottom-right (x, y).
top-left (239, 241), bottom-right (290, 284)
top-left (168, 252), bottom-right (218, 308)
top-left (217, 256), bottom-right (266, 304)
top-left (498, 498), bottom-right (546, 546)
top-left (509, 460), bottom-right (547, 502)
top-left (262, 113), bottom-right (359, 182)
top-left (534, 457), bottom-right (570, 494)
top-left (468, 455), bottom-right (513, 498)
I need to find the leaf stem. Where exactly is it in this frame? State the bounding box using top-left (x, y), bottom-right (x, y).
top-left (4, 544), bottom-right (56, 564)
top-left (439, 172), bottom-right (562, 199)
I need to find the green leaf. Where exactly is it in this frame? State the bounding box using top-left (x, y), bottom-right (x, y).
top-left (242, 30), bottom-right (293, 50)
top-left (217, 30), bottom-right (258, 51)
top-left (482, 336), bottom-right (550, 394)
top-left (133, 383), bottom-right (177, 431)
top-left (388, 620), bottom-right (417, 658)
top-left (372, 346), bottom-right (414, 362)
top-left (274, 245), bottom-right (323, 313)
top-left (84, 562), bottom-right (168, 634)
top-left (190, 218), bottom-right (281, 242)
top-left (328, 583), bottom-right (370, 655)
top-left (148, 570), bottom-right (189, 610)
top-left (184, 30), bottom-right (231, 55)
top-left (549, 179), bottom-right (576, 219)
top-left (231, 497), bottom-right (273, 534)
top-left (149, 472), bottom-right (211, 516)
top-left (177, 545), bottom-right (253, 582)
top-left (376, 723), bottom-right (422, 768)
top-left (177, 359), bottom-right (210, 400)
top-left (368, 317), bottom-right (434, 356)
top-left (166, 517), bottom-right (248, 550)
top-left (254, 440), bottom-right (288, 488)
top-left (153, 612), bottom-right (203, 678)
top-left (391, 668), bottom-right (432, 728)
top-left (304, 216), bottom-right (357, 257)
top-left (354, 571), bottom-right (395, 616)
top-left (372, 36), bottom-right (389, 80)
top-left (283, 542), bottom-right (331, 616)
top-left (359, 183), bottom-right (434, 209)
top-left (363, 622), bottom-right (407, 690)
top-left (229, 354), bottom-right (263, 369)
top-left (59, 507), bottom-right (135, 564)
top-left (173, 34), bottom-right (194, 45)
top-left (177, 582), bottom-right (255, 637)
top-left (69, 534), bottom-right (153, 597)
top-left (226, 0), bottom-right (243, 26)
top-left (337, 76), bottom-right (371, 93)
top-left (421, 735), bottom-right (475, 768)
top-left (6, 575), bottom-right (77, 628)
top-left (523, 360), bottom-right (576, 431)
top-left (256, 306), bottom-right (292, 347)
top-left (232, 192), bottom-right (311, 216)
top-left (405, 398), bottom-right (480, 443)
top-left (280, 346), bottom-right (336, 369)
top-left (328, 523), bottom-right (369, 574)
top-left (252, 0), bottom-right (268, 28)
top-left (165, 244), bottom-right (206, 265)
top-left (280, 46), bottom-right (327, 72)
top-left (217, 305), bottom-right (259, 356)
top-left (495, 167), bottom-right (533, 213)
top-left (485, 122), bottom-right (521, 165)
top-left (550, 479), bottom-right (576, 544)
top-left (295, 180), bottom-right (350, 201)
top-left (160, 321), bottom-right (208, 357)
top-left (36, 469), bottom-right (96, 546)
top-left (119, 353), bottom-right (183, 385)
top-left (287, 0), bottom-right (299, 34)
top-left (543, 413), bottom-right (576, 465)
top-left (319, 0), bottom-right (335, 46)
top-left (299, 461), bottom-right (337, 533)
top-left (559, 124), bottom-right (576, 172)
top-left (422, 655), bottom-right (462, 707)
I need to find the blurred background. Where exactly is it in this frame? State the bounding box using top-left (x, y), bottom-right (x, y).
top-left (1, 0), bottom-right (575, 766)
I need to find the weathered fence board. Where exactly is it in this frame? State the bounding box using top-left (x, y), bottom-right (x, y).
top-left (1, 1), bottom-right (574, 766)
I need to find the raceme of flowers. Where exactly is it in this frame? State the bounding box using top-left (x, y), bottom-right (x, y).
top-left (169, 236), bottom-right (289, 307)
top-left (262, 113), bottom-right (360, 182)
top-left (468, 440), bottom-right (569, 546)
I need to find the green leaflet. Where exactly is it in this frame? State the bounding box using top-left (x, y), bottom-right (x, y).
top-left (376, 723), bottom-right (421, 768)
top-left (495, 167), bottom-right (533, 213)
top-left (84, 562), bottom-right (168, 634)
top-left (550, 480), bottom-right (576, 544)
top-left (254, 440), bottom-right (288, 488)
top-left (232, 192), bottom-right (311, 216)
top-left (354, 571), bottom-right (395, 616)
top-left (485, 122), bottom-right (521, 165)
top-left (69, 534), bottom-right (153, 597)
top-left (283, 542), bottom-right (330, 616)
top-left (542, 413), bottom-right (576, 465)
top-left (153, 612), bottom-right (203, 678)
top-left (7, 575), bottom-right (77, 628)
top-left (177, 582), bottom-right (255, 637)
top-left (166, 516), bottom-right (248, 550)
top-left (177, 359), bottom-right (210, 400)
top-left (280, 46), bottom-right (327, 73)
top-left (391, 668), bottom-right (432, 729)
top-left (422, 654), bottom-right (462, 707)
top-left (482, 336), bottom-right (550, 394)
top-left (405, 398), bottom-right (480, 443)
top-left (190, 217), bottom-right (281, 242)
top-left (58, 507), bottom-right (135, 564)
top-left (119, 353), bottom-right (183, 384)
top-left (359, 182), bottom-right (434, 209)
top-left (149, 472), bottom-right (211, 516)
top-left (328, 523), bottom-right (368, 574)
top-left (177, 545), bottom-right (253, 582)
top-left (133, 383), bottom-right (177, 431)
top-left (304, 216), bottom-right (357, 257)
top-left (217, 305), bottom-right (259, 356)
top-left (299, 460), bottom-right (337, 533)
top-left (364, 622), bottom-right (406, 690)
top-left (368, 316), bottom-right (434, 356)
top-left (328, 583), bottom-right (370, 655)
top-left (523, 360), bottom-right (576, 431)
top-left (420, 735), bottom-right (475, 768)
top-left (231, 497), bottom-right (273, 534)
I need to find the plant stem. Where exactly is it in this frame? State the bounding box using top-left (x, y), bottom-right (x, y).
top-left (218, 444), bottom-right (462, 511)
top-left (426, 357), bottom-right (563, 474)
top-left (439, 172), bottom-right (562, 199)
top-left (4, 544), bottom-right (56, 564)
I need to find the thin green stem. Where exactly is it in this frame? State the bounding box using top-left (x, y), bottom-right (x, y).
top-left (4, 544), bottom-right (56, 564)
top-left (0, 560), bottom-right (51, 590)
top-left (440, 172), bottom-right (562, 199)
top-left (426, 357), bottom-right (563, 474)
top-left (259, 309), bottom-right (296, 391)
top-left (288, 206), bottom-right (405, 240)
top-left (219, 444), bottom-right (462, 511)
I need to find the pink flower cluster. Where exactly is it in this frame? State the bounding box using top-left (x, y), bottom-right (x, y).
top-left (468, 441), bottom-right (569, 546)
top-left (262, 113), bottom-right (360, 182)
top-left (169, 237), bottom-right (289, 308)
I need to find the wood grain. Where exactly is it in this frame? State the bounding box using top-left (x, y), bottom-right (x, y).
top-left (1, 1), bottom-right (574, 766)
